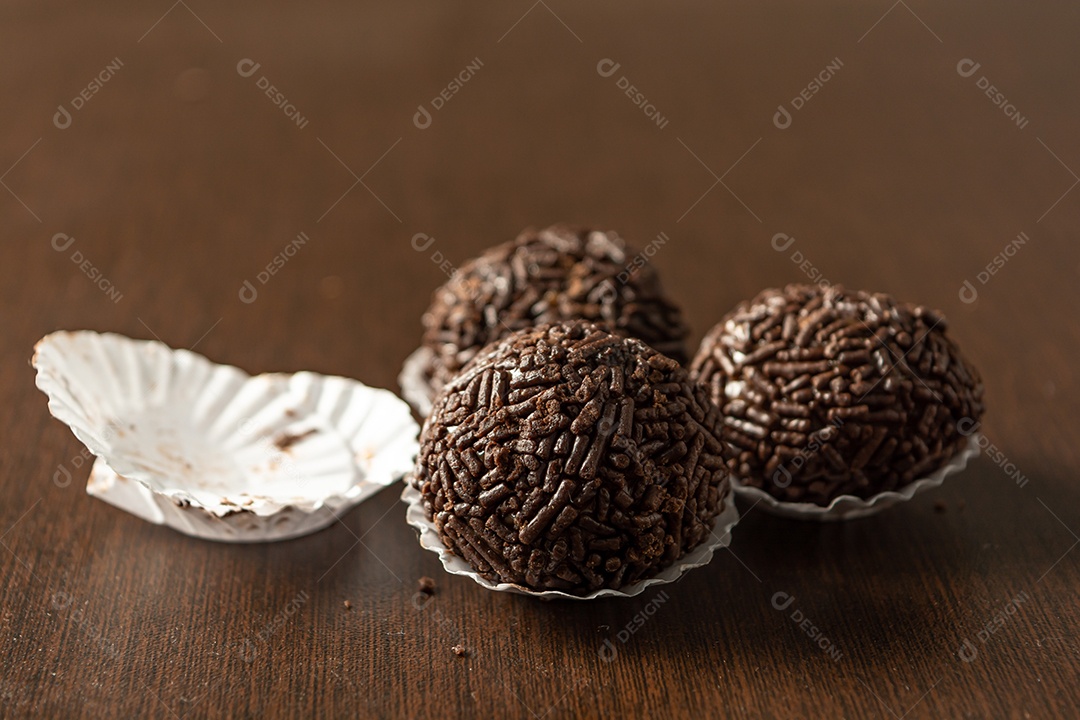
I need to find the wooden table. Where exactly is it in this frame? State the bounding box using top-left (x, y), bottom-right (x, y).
top-left (3, 2), bottom-right (1077, 717)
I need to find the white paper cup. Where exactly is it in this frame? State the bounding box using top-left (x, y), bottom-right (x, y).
top-left (398, 346), bottom-right (436, 417)
top-left (730, 435), bottom-right (982, 521)
top-left (35, 330), bottom-right (419, 542)
top-left (402, 481), bottom-right (741, 600)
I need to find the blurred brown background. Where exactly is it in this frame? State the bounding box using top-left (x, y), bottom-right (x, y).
top-left (2, 1), bottom-right (1078, 717)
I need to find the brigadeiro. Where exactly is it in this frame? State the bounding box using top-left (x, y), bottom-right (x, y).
top-left (409, 320), bottom-right (731, 595)
top-left (416, 224), bottom-right (689, 404)
top-left (690, 284), bottom-right (985, 510)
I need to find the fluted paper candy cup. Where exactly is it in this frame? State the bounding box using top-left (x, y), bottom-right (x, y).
top-left (398, 346), bottom-right (436, 417)
top-left (34, 330), bottom-right (419, 542)
top-left (730, 435), bottom-right (981, 521)
top-left (401, 482), bottom-right (740, 600)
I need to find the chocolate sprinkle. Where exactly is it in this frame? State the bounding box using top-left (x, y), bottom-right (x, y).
top-left (690, 285), bottom-right (985, 506)
top-left (420, 225), bottom-right (689, 399)
top-left (411, 321), bottom-right (729, 595)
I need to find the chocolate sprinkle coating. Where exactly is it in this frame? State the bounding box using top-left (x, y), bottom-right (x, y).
top-left (420, 225), bottom-right (689, 398)
top-left (411, 321), bottom-right (729, 595)
top-left (690, 284), bottom-right (985, 506)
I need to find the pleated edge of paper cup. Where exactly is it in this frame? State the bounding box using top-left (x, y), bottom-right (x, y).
top-left (730, 434), bottom-right (982, 522)
top-left (34, 329), bottom-right (420, 542)
top-left (86, 457), bottom-right (357, 543)
top-left (398, 346), bottom-right (435, 418)
top-left (401, 480), bottom-right (741, 600)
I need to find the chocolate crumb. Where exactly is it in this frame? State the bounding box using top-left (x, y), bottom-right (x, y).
top-left (934, 500), bottom-right (948, 514)
top-left (451, 645), bottom-right (467, 657)
top-left (274, 428), bottom-right (318, 451)
top-left (418, 576), bottom-right (437, 595)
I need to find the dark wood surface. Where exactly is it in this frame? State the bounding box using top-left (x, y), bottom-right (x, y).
top-left (2, 1), bottom-right (1078, 717)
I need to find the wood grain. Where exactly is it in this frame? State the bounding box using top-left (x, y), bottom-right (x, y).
top-left (2, 1), bottom-right (1078, 717)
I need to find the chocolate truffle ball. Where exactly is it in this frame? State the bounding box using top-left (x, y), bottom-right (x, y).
top-left (690, 284), bottom-right (985, 506)
top-left (411, 321), bottom-right (730, 595)
top-left (420, 224), bottom-right (689, 398)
